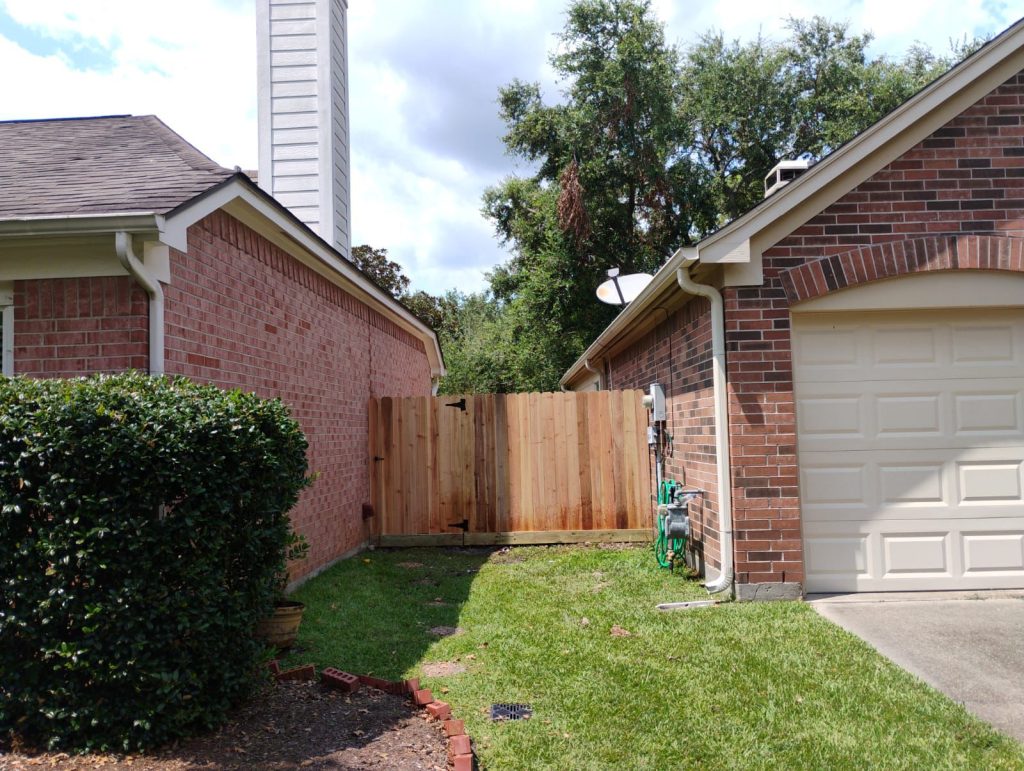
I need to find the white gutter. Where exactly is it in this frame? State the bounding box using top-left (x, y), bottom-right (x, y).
top-left (115, 231), bottom-right (164, 376)
top-left (675, 258), bottom-right (734, 596)
top-left (0, 213), bottom-right (164, 239)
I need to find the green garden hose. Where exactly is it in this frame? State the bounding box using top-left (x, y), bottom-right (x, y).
top-left (655, 480), bottom-right (686, 569)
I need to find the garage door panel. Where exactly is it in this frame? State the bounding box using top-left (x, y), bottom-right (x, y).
top-left (962, 532), bottom-right (1024, 575)
top-left (877, 394), bottom-right (942, 437)
top-left (794, 311), bottom-right (1024, 383)
top-left (801, 464), bottom-right (869, 507)
top-left (803, 518), bottom-right (1024, 591)
top-left (798, 395), bottom-right (864, 439)
top-left (802, 449), bottom-right (1024, 522)
top-left (795, 308), bottom-right (1024, 592)
top-left (952, 324), bottom-right (1016, 365)
top-left (796, 379), bottom-right (1024, 452)
top-left (872, 326), bottom-right (939, 367)
top-left (958, 462), bottom-right (1022, 503)
top-left (955, 392), bottom-right (1020, 434)
top-left (804, 535), bottom-right (870, 579)
top-left (795, 327), bottom-right (860, 370)
top-left (881, 533), bottom-right (951, 577)
top-left (879, 463), bottom-right (945, 507)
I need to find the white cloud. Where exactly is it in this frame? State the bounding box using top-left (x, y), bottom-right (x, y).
top-left (0, 0), bottom-right (256, 168)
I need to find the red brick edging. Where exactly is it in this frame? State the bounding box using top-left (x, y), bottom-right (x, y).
top-left (271, 662), bottom-right (475, 769)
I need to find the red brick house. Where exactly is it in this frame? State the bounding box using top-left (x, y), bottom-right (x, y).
top-left (0, 115), bottom-right (444, 581)
top-left (562, 19), bottom-right (1024, 599)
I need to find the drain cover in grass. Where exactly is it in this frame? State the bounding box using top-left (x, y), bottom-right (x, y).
top-left (491, 703), bottom-right (532, 721)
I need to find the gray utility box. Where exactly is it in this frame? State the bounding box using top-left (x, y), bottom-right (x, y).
top-left (658, 503), bottom-right (690, 539)
top-left (649, 383), bottom-right (666, 422)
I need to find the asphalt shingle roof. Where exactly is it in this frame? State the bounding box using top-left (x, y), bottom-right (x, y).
top-left (0, 115), bottom-right (236, 219)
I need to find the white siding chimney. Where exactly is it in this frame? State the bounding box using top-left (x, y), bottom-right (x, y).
top-left (256, 0), bottom-right (351, 257)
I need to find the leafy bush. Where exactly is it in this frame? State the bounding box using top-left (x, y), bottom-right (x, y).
top-left (0, 373), bottom-right (309, 752)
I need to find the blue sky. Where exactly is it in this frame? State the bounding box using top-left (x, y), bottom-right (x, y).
top-left (0, 5), bottom-right (117, 71)
top-left (0, 0), bottom-right (1016, 294)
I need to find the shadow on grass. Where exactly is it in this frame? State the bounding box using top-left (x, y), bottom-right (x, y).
top-left (285, 546), bottom-right (493, 680)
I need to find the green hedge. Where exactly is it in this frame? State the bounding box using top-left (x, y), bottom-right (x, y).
top-left (0, 374), bottom-right (309, 752)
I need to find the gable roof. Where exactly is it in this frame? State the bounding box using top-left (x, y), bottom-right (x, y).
top-left (0, 115), bottom-right (235, 218)
top-left (561, 15), bottom-right (1024, 388)
top-left (0, 114), bottom-right (445, 377)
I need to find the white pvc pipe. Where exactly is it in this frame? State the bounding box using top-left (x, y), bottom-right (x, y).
top-left (676, 265), bottom-right (734, 596)
top-left (115, 232), bottom-right (164, 376)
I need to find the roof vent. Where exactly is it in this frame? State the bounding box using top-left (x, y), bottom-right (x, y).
top-left (764, 159), bottom-right (812, 198)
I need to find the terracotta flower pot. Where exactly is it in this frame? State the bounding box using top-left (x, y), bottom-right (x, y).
top-left (255, 600), bottom-right (305, 650)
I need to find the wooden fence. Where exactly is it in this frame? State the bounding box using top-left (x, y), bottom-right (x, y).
top-left (368, 390), bottom-right (652, 544)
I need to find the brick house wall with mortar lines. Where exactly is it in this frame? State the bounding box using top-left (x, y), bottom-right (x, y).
top-left (11, 210), bottom-right (432, 580)
top-left (607, 297), bottom-right (721, 573)
top-left (727, 68), bottom-right (1024, 587)
top-left (13, 276), bottom-right (149, 377)
top-left (608, 69), bottom-right (1024, 588)
top-left (164, 211), bottom-right (431, 578)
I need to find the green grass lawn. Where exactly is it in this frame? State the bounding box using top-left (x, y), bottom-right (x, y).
top-left (287, 545), bottom-right (1024, 770)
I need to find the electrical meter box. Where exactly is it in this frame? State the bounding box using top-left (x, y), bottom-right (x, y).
top-left (649, 383), bottom-right (666, 422)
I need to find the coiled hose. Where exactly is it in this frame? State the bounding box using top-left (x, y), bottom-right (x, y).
top-left (655, 479), bottom-right (685, 569)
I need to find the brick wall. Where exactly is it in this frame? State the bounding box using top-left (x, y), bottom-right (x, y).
top-left (607, 298), bottom-right (721, 572)
top-left (723, 283), bottom-right (801, 587)
top-left (164, 211), bottom-right (432, 578)
top-left (604, 69), bottom-right (1024, 591)
top-left (13, 276), bottom-right (148, 376)
top-left (774, 73), bottom-right (1024, 258)
top-left (723, 68), bottom-right (1024, 589)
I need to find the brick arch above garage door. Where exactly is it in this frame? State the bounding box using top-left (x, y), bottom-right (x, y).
top-left (779, 236), bottom-right (1024, 305)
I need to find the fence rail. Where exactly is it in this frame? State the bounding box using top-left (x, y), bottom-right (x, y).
top-left (368, 390), bottom-right (651, 538)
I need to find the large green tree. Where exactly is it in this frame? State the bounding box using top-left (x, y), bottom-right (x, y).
top-left (682, 18), bottom-right (977, 222)
top-left (482, 0), bottom-right (704, 392)
top-left (470, 2), bottom-right (979, 392)
top-left (350, 244), bottom-right (411, 297)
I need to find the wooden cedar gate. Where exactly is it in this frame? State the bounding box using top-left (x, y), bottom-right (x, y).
top-left (368, 390), bottom-right (652, 545)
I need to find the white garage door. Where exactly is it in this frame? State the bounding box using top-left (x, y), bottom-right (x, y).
top-left (794, 307), bottom-right (1024, 592)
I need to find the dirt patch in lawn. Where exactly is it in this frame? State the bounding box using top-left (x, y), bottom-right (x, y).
top-left (0, 682), bottom-right (447, 771)
top-left (421, 661), bottom-right (467, 677)
top-left (427, 626), bottom-right (463, 637)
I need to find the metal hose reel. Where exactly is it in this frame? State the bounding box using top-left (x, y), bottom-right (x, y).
top-left (655, 483), bottom-right (702, 570)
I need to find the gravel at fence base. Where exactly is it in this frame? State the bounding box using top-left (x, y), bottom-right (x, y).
top-left (1, 681), bottom-right (448, 771)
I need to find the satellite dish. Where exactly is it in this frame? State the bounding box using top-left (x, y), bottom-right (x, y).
top-left (596, 272), bottom-right (653, 306)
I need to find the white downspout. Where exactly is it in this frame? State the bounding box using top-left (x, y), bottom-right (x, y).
top-left (115, 232), bottom-right (164, 376)
top-left (583, 358), bottom-right (603, 390)
top-left (676, 263), bottom-right (734, 596)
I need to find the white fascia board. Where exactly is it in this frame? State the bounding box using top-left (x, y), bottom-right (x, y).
top-left (165, 180), bottom-right (445, 376)
top-left (697, 21), bottom-right (1024, 264)
top-left (0, 213), bottom-right (164, 239)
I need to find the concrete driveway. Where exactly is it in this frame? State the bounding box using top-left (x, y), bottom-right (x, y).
top-left (810, 591), bottom-right (1024, 743)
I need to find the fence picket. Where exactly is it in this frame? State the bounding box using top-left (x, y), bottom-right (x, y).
top-left (369, 390), bottom-right (650, 537)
